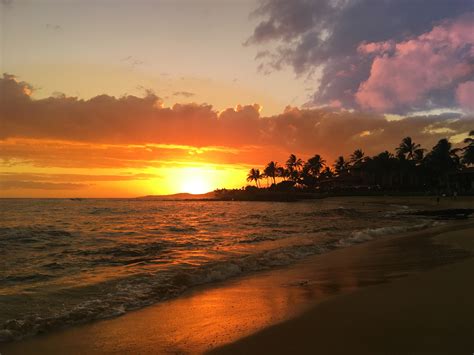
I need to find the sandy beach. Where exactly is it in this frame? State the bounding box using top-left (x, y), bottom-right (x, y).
top-left (1, 197), bottom-right (473, 355)
top-left (211, 224), bottom-right (474, 355)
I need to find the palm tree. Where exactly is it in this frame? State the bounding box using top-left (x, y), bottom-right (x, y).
top-left (396, 137), bottom-right (421, 160)
top-left (424, 138), bottom-right (461, 188)
top-left (286, 154), bottom-right (303, 172)
top-left (320, 167), bottom-right (334, 179)
top-left (462, 130), bottom-right (474, 165)
top-left (368, 151), bottom-right (397, 187)
top-left (413, 148), bottom-right (425, 164)
top-left (263, 161), bottom-right (279, 185)
top-left (305, 154), bottom-right (326, 177)
top-left (276, 166), bottom-right (287, 181)
top-left (333, 156), bottom-right (348, 176)
top-left (240, 135), bottom-right (471, 192)
top-left (286, 154), bottom-right (303, 182)
top-left (246, 168), bottom-right (262, 188)
top-left (350, 149), bottom-right (365, 166)
top-left (427, 139), bottom-right (460, 166)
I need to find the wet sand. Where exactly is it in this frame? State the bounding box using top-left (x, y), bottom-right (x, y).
top-left (1, 216), bottom-right (473, 354)
top-left (212, 225), bottom-right (474, 355)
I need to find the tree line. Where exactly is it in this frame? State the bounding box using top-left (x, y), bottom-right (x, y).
top-left (246, 132), bottom-right (474, 193)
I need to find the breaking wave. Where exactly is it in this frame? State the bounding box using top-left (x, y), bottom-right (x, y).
top-left (0, 199), bottom-right (439, 342)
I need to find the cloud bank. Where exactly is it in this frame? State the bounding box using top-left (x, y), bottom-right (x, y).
top-left (1, 74), bottom-right (473, 171)
top-left (247, 0), bottom-right (474, 114)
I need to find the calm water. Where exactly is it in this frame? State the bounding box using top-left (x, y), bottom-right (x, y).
top-left (0, 198), bottom-right (435, 341)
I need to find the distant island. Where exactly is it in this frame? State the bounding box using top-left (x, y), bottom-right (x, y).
top-left (138, 190), bottom-right (317, 202)
top-left (138, 192), bottom-right (217, 201)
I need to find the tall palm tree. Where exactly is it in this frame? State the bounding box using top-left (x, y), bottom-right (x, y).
top-left (246, 168), bottom-right (262, 188)
top-left (350, 149), bottom-right (365, 166)
top-left (396, 137), bottom-right (421, 160)
top-left (286, 154), bottom-right (303, 182)
top-left (369, 151), bottom-right (396, 187)
top-left (276, 166), bottom-right (287, 181)
top-left (286, 154), bottom-right (303, 172)
top-left (432, 139), bottom-right (460, 164)
top-left (424, 138), bottom-right (460, 187)
top-left (305, 154), bottom-right (326, 177)
top-left (263, 161), bottom-right (279, 185)
top-left (413, 148), bottom-right (425, 163)
top-left (333, 156), bottom-right (348, 176)
top-left (462, 130), bottom-right (474, 165)
top-left (320, 167), bottom-right (334, 179)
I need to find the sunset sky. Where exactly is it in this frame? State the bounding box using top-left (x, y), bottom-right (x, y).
top-left (1, 0), bottom-right (474, 197)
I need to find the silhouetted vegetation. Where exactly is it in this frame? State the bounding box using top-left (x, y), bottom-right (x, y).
top-left (216, 135), bottom-right (474, 201)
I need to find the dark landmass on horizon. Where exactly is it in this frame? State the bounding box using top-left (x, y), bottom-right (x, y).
top-left (141, 134), bottom-right (474, 202)
top-left (137, 192), bottom-right (217, 200)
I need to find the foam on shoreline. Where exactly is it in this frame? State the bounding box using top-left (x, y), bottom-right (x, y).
top-left (210, 223), bottom-right (474, 355)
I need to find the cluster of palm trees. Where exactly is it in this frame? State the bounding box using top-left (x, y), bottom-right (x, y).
top-left (246, 133), bottom-right (474, 191)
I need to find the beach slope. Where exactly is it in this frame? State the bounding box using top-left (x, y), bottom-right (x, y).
top-left (211, 227), bottom-right (474, 355)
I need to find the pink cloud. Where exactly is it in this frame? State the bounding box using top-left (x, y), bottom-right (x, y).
top-left (356, 13), bottom-right (474, 113)
top-left (358, 41), bottom-right (395, 55)
top-left (456, 81), bottom-right (474, 111)
top-left (329, 99), bottom-right (343, 108)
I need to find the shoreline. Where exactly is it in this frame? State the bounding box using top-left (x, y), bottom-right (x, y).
top-left (211, 223), bottom-right (474, 355)
top-left (140, 193), bottom-right (473, 203)
top-left (1, 218), bottom-right (473, 354)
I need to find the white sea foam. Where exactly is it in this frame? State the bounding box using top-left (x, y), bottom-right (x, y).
top-left (337, 222), bottom-right (435, 247)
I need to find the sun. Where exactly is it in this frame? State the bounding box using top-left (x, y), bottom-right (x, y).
top-left (181, 177), bottom-right (210, 194)
top-left (154, 165), bottom-right (247, 196)
top-left (177, 168), bottom-right (214, 194)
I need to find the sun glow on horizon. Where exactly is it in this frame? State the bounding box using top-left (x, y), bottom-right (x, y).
top-left (161, 165), bottom-right (247, 195)
top-left (179, 168), bottom-right (213, 194)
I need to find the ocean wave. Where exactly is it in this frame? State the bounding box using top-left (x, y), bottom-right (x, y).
top-left (0, 242), bottom-right (320, 341)
top-left (336, 222), bottom-right (438, 247)
top-left (0, 227), bottom-right (75, 245)
top-left (298, 208), bottom-right (361, 218)
top-left (71, 242), bottom-right (171, 266)
top-left (0, 199), bottom-right (439, 343)
top-left (0, 219), bottom-right (436, 342)
top-left (238, 235), bottom-right (277, 244)
top-left (166, 225), bottom-right (198, 233)
top-left (0, 273), bottom-right (54, 283)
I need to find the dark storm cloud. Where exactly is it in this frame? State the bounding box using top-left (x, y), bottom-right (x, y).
top-left (247, 0), bottom-right (474, 114)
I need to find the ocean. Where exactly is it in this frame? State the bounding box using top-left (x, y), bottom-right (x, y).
top-left (0, 198), bottom-right (438, 342)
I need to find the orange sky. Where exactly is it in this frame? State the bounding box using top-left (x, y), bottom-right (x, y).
top-left (1, 74), bottom-right (472, 197)
top-left (1, 1), bottom-right (473, 197)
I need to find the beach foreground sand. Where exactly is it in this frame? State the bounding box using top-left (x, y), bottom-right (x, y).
top-left (211, 225), bottom-right (474, 355)
top-left (1, 205), bottom-right (473, 354)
